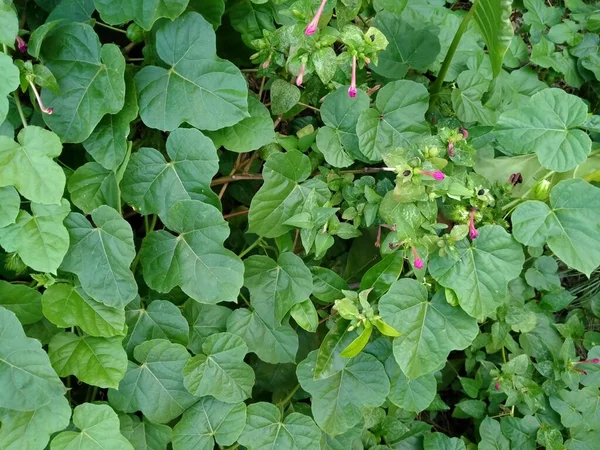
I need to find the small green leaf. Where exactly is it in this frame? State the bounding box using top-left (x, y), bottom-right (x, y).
top-left (479, 417), bottom-right (510, 450)
top-left (94, 0), bottom-right (189, 30)
top-left (314, 319), bottom-right (358, 379)
top-left (50, 403), bottom-right (134, 450)
top-left (386, 355), bottom-right (436, 412)
top-left (183, 332), bottom-right (255, 403)
top-left (183, 300), bottom-right (231, 354)
top-left (0, 186), bottom-right (19, 228)
top-left (270, 79), bottom-right (301, 116)
top-left (423, 433), bottom-right (466, 450)
top-left (290, 299), bottom-right (319, 332)
top-left (0, 53), bottom-right (19, 124)
top-left (68, 162), bottom-right (120, 214)
top-left (310, 267), bottom-right (349, 303)
top-left (0, 280), bottom-right (42, 325)
top-left (119, 414), bottom-right (171, 450)
top-left (373, 318), bottom-right (400, 337)
top-left (360, 252), bottom-right (404, 300)
top-left (340, 322), bottom-right (373, 358)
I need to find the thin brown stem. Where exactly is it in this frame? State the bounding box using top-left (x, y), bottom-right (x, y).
top-left (211, 174), bottom-right (263, 186)
top-left (219, 154), bottom-right (244, 199)
top-left (223, 209), bottom-right (249, 220)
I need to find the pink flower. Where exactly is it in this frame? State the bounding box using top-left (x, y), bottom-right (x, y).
top-left (296, 63), bottom-right (305, 87)
top-left (495, 381), bottom-right (501, 390)
top-left (469, 210), bottom-right (478, 240)
top-left (305, 0), bottom-right (328, 36)
top-left (448, 140), bottom-right (455, 157)
top-left (262, 55), bottom-right (271, 70)
top-left (28, 81), bottom-right (53, 115)
top-left (459, 127), bottom-right (468, 139)
top-left (15, 36), bottom-right (27, 53)
top-left (576, 358), bottom-right (600, 364)
top-left (348, 55), bottom-right (357, 98)
top-left (420, 169), bottom-right (445, 180)
top-left (411, 246), bottom-right (423, 269)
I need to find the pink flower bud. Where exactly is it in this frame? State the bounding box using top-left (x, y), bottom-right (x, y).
top-left (447, 140), bottom-right (455, 157)
top-left (459, 127), bottom-right (468, 139)
top-left (348, 55), bottom-right (357, 98)
top-left (420, 169), bottom-right (445, 180)
top-left (305, 0), bottom-right (327, 36)
top-left (469, 210), bottom-right (478, 240)
top-left (411, 246), bottom-right (423, 269)
top-left (262, 55), bottom-right (271, 70)
top-left (593, 358), bottom-right (600, 364)
top-left (15, 36), bottom-right (27, 53)
top-left (495, 381), bottom-right (501, 390)
top-left (296, 63), bottom-right (305, 87)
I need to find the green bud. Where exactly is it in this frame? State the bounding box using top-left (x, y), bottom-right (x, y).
top-left (333, 298), bottom-right (360, 320)
top-left (126, 23), bottom-right (145, 43)
top-left (259, 143), bottom-right (282, 161)
top-left (532, 179), bottom-right (551, 201)
top-left (5, 253), bottom-right (27, 274)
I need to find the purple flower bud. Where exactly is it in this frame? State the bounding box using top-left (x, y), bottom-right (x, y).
top-left (305, 0), bottom-right (327, 36)
top-left (459, 127), bottom-right (468, 139)
top-left (448, 140), bottom-right (455, 157)
top-left (15, 36), bottom-right (27, 53)
top-left (420, 169), bottom-right (445, 180)
top-left (469, 210), bottom-right (478, 240)
top-left (495, 381), bottom-right (501, 390)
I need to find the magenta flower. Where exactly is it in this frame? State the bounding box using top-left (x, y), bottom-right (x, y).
top-left (29, 81), bottom-right (53, 115)
top-left (459, 127), bottom-right (468, 139)
top-left (494, 381), bottom-right (501, 391)
top-left (411, 246), bottom-right (423, 269)
top-left (348, 55), bottom-right (357, 98)
top-left (469, 209), bottom-right (478, 240)
top-left (420, 169), bottom-right (445, 180)
top-left (296, 63), bottom-right (306, 87)
top-left (576, 358), bottom-right (600, 364)
top-left (15, 36), bottom-right (27, 53)
top-left (447, 140), bottom-right (455, 157)
top-left (305, 0), bottom-right (327, 36)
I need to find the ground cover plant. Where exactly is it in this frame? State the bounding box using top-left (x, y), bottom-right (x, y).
top-left (0, 0), bottom-right (600, 448)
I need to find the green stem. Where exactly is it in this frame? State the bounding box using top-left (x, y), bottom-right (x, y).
top-left (277, 384), bottom-right (300, 411)
top-left (238, 237), bottom-right (264, 258)
top-left (13, 93), bottom-right (28, 128)
top-left (298, 102), bottom-right (320, 112)
top-left (94, 21), bottom-right (127, 34)
top-left (86, 385), bottom-right (99, 403)
top-left (429, 5), bottom-right (476, 109)
top-left (501, 170), bottom-right (555, 212)
top-left (224, 445), bottom-right (239, 450)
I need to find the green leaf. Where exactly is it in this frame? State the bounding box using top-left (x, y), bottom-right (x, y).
top-left (140, 200), bottom-right (244, 304)
top-left (0, 2), bottom-right (17, 46)
top-left (424, 433), bottom-right (466, 450)
top-left (311, 267), bottom-right (349, 303)
top-left (360, 252), bottom-right (404, 300)
top-left (429, 225), bottom-right (525, 320)
top-left (42, 284), bottom-right (126, 337)
top-left (50, 403), bottom-right (134, 450)
top-left (227, 308), bottom-right (298, 364)
top-left (61, 206), bottom-right (137, 308)
top-left (46, 0), bottom-right (95, 22)
top-left (94, 0), bottom-right (189, 30)
top-left (379, 280), bottom-right (478, 378)
top-left (0, 126), bottom-right (65, 204)
top-left (525, 256), bottom-right (561, 292)
top-left (135, 12), bottom-right (248, 131)
top-left (270, 79), bottom-right (301, 116)
top-left (523, 0), bottom-right (562, 43)
top-left (316, 87), bottom-right (370, 167)
top-left (108, 339), bottom-right (197, 424)
top-left (0, 53), bottom-right (19, 124)
top-left (248, 150), bottom-right (328, 238)
top-left (122, 128), bottom-right (219, 219)
top-left (244, 252), bottom-right (313, 327)
top-left (373, 12), bottom-right (440, 80)
top-left (340, 322), bottom-right (373, 358)
top-left (188, 0), bottom-right (226, 29)
top-left (314, 319), bottom-right (358, 379)
top-left (312, 47), bottom-right (337, 84)
top-left (40, 23), bottom-right (126, 143)
top-left (373, 0), bottom-right (407, 16)
top-left (0, 186), bottom-right (19, 228)
top-left (386, 355), bottom-right (436, 412)
top-left (494, 88), bottom-right (591, 172)
top-left (119, 414), bottom-right (171, 450)
top-left (356, 80), bottom-right (429, 161)
top-left (0, 395), bottom-right (71, 450)
top-left (472, 0), bottom-right (514, 77)
top-left (183, 300), bottom-right (231, 354)
top-left (183, 332), bottom-right (254, 403)
top-left (68, 162), bottom-right (120, 214)
top-left (83, 75), bottom-right (138, 170)
top-left (0, 200), bottom-right (69, 274)
top-left (290, 299), bottom-right (319, 332)
top-left (124, 299), bottom-right (189, 357)
top-left (0, 307), bottom-right (65, 411)
top-left (297, 350), bottom-right (389, 436)
top-left (511, 179), bottom-right (600, 277)
top-left (48, 332), bottom-right (127, 389)
top-left (172, 397), bottom-right (246, 450)
top-left (205, 96), bottom-right (274, 153)
top-left (500, 416), bottom-right (540, 450)
top-left (451, 70), bottom-right (497, 125)
top-left (0, 280), bottom-right (42, 325)
top-left (479, 417), bottom-right (510, 450)
top-left (239, 402), bottom-right (321, 450)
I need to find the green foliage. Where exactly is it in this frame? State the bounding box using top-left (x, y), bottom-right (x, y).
top-left (1, 0), bottom-right (600, 448)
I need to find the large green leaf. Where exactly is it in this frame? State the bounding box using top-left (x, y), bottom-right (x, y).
top-left (0, 280), bottom-right (42, 324)
top-left (122, 128), bottom-right (219, 219)
top-left (42, 284), bottom-right (126, 337)
top-left (244, 252), bottom-right (312, 327)
top-left (124, 299), bottom-right (189, 357)
top-left (385, 354), bottom-right (436, 412)
top-left (172, 397), bottom-right (246, 450)
top-left (227, 308), bottom-right (298, 364)
top-left (379, 280), bottom-right (478, 378)
top-left (297, 350), bottom-right (389, 436)
top-left (424, 433), bottom-right (467, 450)
top-left (356, 80), bottom-right (429, 161)
top-left (494, 88), bottom-right (591, 172)
top-left (479, 417), bottom-right (510, 450)
top-left (311, 267), bottom-right (349, 303)
top-left (0, 2), bottom-right (18, 46)
top-left (314, 319), bottom-right (358, 380)
top-left (0, 126), bottom-right (64, 204)
top-left (94, 0), bottom-right (189, 30)
top-left (511, 179), bottom-right (600, 277)
top-left (119, 414), bottom-right (172, 450)
top-left (67, 162), bottom-right (120, 214)
top-left (135, 12), bottom-right (248, 131)
top-left (239, 402), bottom-right (321, 450)
top-left (182, 300), bottom-right (231, 354)
top-left (0, 307), bottom-right (65, 411)
top-left (472, 0), bottom-right (514, 77)
top-left (108, 339), bottom-right (197, 424)
top-left (248, 150), bottom-right (328, 238)
top-left (0, 395), bottom-right (71, 450)
top-left (205, 96), bottom-right (275, 153)
top-left (48, 332), bottom-right (128, 389)
top-left (0, 53), bottom-right (19, 124)
top-left (0, 186), bottom-right (19, 228)
top-left (140, 200), bottom-right (243, 304)
top-left (0, 200), bottom-right (69, 274)
top-left (429, 225), bottom-right (525, 320)
top-left (316, 87), bottom-right (370, 167)
top-left (50, 403), bottom-right (134, 450)
top-left (372, 12), bottom-right (440, 80)
top-left (360, 251), bottom-right (404, 300)
top-left (83, 75), bottom-right (138, 170)
top-left (39, 23), bottom-right (126, 143)
top-left (183, 332), bottom-right (254, 402)
top-left (61, 206), bottom-right (137, 308)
